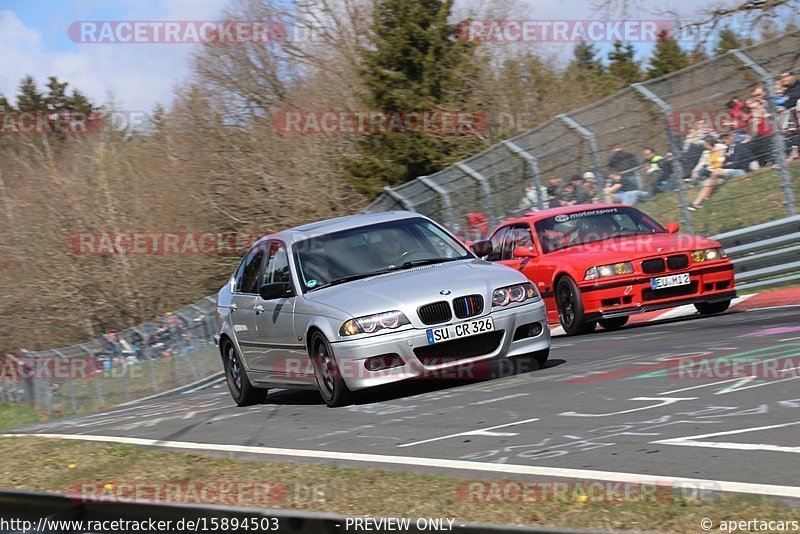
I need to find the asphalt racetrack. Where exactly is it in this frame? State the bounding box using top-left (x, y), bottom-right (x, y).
top-left (8, 305), bottom-right (800, 499)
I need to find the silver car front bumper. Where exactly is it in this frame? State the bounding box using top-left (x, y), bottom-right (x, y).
top-left (330, 300), bottom-right (550, 390)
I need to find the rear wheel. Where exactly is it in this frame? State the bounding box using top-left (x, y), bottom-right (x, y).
top-left (223, 341), bottom-right (268, 407)
top-left (310, 331), bottom-right (355, 408)
top-left (556, 277), bottom-right (597, 335)
top-left (695, 299), bottom-right (731, 315)
top-left (599, 316), bottom-right (629, 331)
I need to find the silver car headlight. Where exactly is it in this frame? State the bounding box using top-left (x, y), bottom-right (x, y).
top-left (340, 310), bottom-right (410, 336)
top-left (492, 282), bottom-right (539, 307)
top-left (691, 248), bottom-right (725, 262)
top-left (584, 262), bottom-right (634, 280)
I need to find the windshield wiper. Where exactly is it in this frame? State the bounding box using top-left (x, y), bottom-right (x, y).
top-left (396, 257), bottom-right (463, 269)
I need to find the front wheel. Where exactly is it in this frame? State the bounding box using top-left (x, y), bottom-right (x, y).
top-left (599, 316), bottom-right (629, 331)
top-left (695, 299), bottom-right (731, 315)
top-left (223, 341), bottom-right (268, 407)
top-left (310, 332), bottom-right (355, 408)
top-left (556, 277), bottom-right (597, 335)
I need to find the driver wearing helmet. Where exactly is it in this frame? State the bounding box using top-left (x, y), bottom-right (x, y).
top-left (579, 216), bottom-right (615, 242)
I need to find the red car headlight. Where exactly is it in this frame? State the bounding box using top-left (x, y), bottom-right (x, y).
top-left (585, 262), bottom-right (634, 280)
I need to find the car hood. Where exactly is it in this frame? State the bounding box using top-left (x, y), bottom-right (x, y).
top-left (548, 233), bottom-right (722, 264)
top-left (303, 259), bottom-right (526, 319)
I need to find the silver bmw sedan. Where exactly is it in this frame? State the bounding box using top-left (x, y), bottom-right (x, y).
top-left (215, 211), bottom-right (551, 407)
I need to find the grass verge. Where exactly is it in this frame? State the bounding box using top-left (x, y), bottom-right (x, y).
top-left (0, 404), bottom-right (43, 430)
top-left (638, 163), bottom-right (800, 235)
top-left (0, 437), bottom-right (797, 532)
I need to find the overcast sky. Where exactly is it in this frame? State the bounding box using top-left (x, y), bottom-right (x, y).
top-left (0, 0), bottom-right (706, 112)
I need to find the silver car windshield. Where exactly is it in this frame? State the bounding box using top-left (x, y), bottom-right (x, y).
top-left (293, 217), bottom-right (472, 292)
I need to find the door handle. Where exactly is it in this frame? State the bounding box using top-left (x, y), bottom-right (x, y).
top-left (229, 303), bottom-right (238, 311)
top-left (254, 305), bottom-right (265, 315)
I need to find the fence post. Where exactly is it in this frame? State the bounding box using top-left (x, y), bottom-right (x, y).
top-left (418, 176), bottom-right (456, 228)
top-left (557, 114), bottom-right (603, 181)
top-left (80, 345), bottom-right (104, 410)
top-left (383, 186), bottom-right (415, 211)
top-left (730, 49), bottom-right (797, 216)
top-left (502, 140), bottom-right (546, 210)
top-left (456, 162), bottom-right (497, 228)
top-left (53, 350), bottom-right (78, 415)
top-left (632, 83), bottom-right (695, 234)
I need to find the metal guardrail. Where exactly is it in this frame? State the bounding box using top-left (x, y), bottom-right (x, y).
top-left (0, 490), bottom-right (615, 534)
top-left (712, 215), bottom-right (800, 290)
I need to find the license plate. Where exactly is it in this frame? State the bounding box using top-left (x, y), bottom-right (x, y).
top-left (426, 317), bottom-right (494, 345)
top-left (651, 273), bottom-right (690, 290)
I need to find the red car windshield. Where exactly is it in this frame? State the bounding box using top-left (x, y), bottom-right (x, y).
top-left (534, 207), bottom-right (665, 254)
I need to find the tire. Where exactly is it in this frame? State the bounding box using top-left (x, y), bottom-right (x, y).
top-left (510, 348), bottom-right (550, 375)
top-left (222, 340), bottom-right (268, 407)
top-left (599, 316), bottom-right (629, 331)
top-left (309, 331), bottom-right (355, 408)
top-left (556, 277), bottom-right (597, 335)
top-left (694, 299), bottom-right (731, 315)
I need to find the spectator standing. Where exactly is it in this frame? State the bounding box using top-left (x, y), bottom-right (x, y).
top-left (608, 144), bottom-right (639, 181)
top-left (782, 71), bottom-right (800, 112)
top-left (466, 212), bottom-right (489, 241)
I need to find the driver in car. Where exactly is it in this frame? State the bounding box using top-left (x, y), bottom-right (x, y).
top-left (373, 228), bottom-right (403, 267)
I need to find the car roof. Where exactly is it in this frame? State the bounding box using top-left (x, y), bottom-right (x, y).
top-left (500, 203), bottom-right (635, 227)
top-left (255, 211), bottom-right (425, 246)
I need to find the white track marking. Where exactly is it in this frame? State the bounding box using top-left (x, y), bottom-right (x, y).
top-left (2, 433), bottom-right (799, 499)
top-left (559, 397), bottom-right (697, 417)
top-left (653, 421), bottom-right (800, 454)
top-left (397, 417), bottom-right (539, 448)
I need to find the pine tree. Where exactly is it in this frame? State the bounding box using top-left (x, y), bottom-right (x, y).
top-left (0, 94), bottom-right (11, 112)
top-left (45, 76), bottom-right (69, 111)
top-left (715, 27), bottom-right (752, 56)
top-left (608, 41), bottom-right (641, 85)
top-left (646, 30), bottom-right (689, 79)
top-left (15, 75), bottom-right (45, 111)
top-left (343, 0), bottom-right (480, 197)
top-left (571, 41), bottom-right (604, 75)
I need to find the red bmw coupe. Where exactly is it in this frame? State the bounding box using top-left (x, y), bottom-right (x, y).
top-left (476, 205), bottom-right (736, 335)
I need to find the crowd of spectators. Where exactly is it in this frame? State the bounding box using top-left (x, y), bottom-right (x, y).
top-left (512, 70), bottom-right (800, 214)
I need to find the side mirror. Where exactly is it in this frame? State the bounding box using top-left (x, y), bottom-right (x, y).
top-left (665, 221), bottom-right (680, 234)
top-left (470, 239), bottom-right (493, 257)
top-left (259, 282), bottom-right (294, 300)
top-left (513, 246), bottom-right (537, 258)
